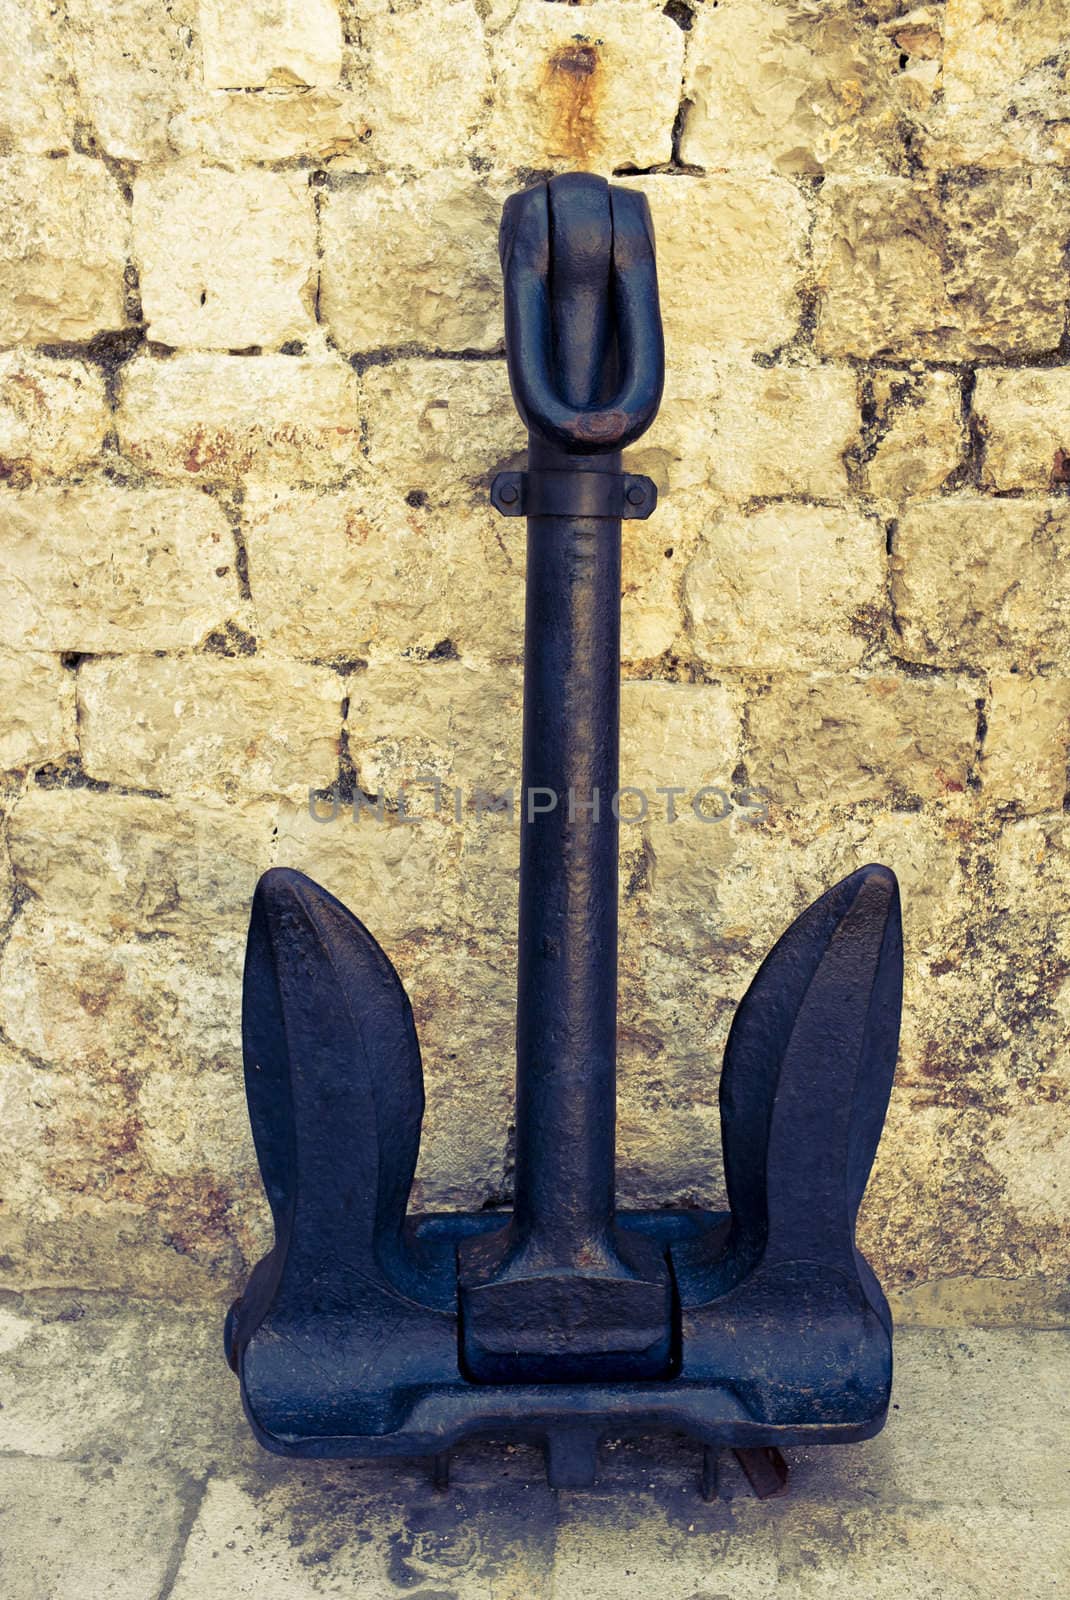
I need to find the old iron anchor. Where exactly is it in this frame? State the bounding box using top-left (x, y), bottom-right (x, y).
top-left (224, 173), bottom-right (904, 1498)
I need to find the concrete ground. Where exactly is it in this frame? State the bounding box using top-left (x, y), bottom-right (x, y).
top-left (0, 1292), bottom-right (1066, 1599)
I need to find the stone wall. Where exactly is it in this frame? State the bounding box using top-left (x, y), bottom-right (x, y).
top-left (0, 0), bottom-right (1066, 1323)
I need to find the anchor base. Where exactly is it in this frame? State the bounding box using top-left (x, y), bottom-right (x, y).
top-left (227, 1207), bottom-right (890, 1492)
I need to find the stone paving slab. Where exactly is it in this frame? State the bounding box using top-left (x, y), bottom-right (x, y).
top-left (0, 1458), bottom-right (192, 1600)
top-left (0, 1291), bottom-right (1067, 1598)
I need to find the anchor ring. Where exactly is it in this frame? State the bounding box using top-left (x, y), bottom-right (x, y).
top-left (499, 172), bottom-right (664, 455)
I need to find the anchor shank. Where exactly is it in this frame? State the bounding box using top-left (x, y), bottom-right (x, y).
top-left (458, 174), bottom-right (671, 1382)
top-left (513, 434), bottom-right (623, 1258)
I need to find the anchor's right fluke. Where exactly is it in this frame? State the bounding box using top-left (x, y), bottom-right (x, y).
top-left (672, 863), bottom-right (903, 1430)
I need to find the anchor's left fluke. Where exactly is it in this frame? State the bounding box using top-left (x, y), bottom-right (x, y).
top-left (225, 869), bottom-right (457, 1438)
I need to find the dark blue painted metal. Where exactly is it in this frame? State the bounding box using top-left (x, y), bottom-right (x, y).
top-left (225, 171), bottom-right (904, 1495)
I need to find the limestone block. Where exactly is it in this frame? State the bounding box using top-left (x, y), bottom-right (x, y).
top-left (9, 788), bottom-right (274, 935)
top-left (318, 172), bottom-right (503, 353)
top-left (620, 680), bottom-right (743, 802)
top-left (78, 655), bottom-right (343, 802)
top-left (270, 799), bottom-right (520, 1212)
top-left (680, 0), bottom-right (928, 176)
top-left (864, 370), bottom-right (968, 500)
top-left (359, 1), bottom-right (490, 170)
top-left (747, 673), bottom-right (979, 809)
top-left (626, 354), bottom-right (726, 498)
top-left (994, 813), bottom-right (1070, 927)
top-left (667, 810), bottom-right (969, 975)
top-left (684, 504), bottom-right (885, 670)
top-left (0, 0), bottom-right (75, 154)
top-left (892, 498), bottom-right (1070, 670)
top-left (275, 799), bottom-right (466, 947)
top-left (814, 172), bottom-right (1070, 360)
top-left (0, 650), bottom-right (75, 771)
top-left (981, 675), bottom-right (1070, 814)
top-left (624, 176), bottom-right (809, 358)
top-left (0, 484), bottom-right (240, 651)
top-left (63, 0), bottom-right (197, 162)
top-left (0, 907), bottom-right (241, 1077)
top-left (0, 355), bottom-right (107, 481)
top-left (200, 0), bottom-right (343, 89)
top-left (244, 484), bottom-right (525, 662)
top-left (633, 360), bottom-right (858, 502)
top-left (0, 155), bottom-right (128, 345)
top-left (116, 352), bottom-right (362, 484)
top-left (134, 166), bottom-right (317, 350)
top-left (975, 369), bottom-right (1070, 491)
top-left (930, 0), bottom-right (1069, 168)
top-left (345, 659), bottom-right (522, 798)
top-left (620, 491), bottom-right (694, 664)
top-left (0, 907), bottom-right (251, 1252)
top-left (361, 357), bottom-right (522, 504)
top-left (486, 0), bottom-right (684, 175)
top-left (172, 88), bottom-right (368, 163)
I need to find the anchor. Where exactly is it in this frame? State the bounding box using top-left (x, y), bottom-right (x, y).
top-left (224, 173), bottom-right (903, 1498)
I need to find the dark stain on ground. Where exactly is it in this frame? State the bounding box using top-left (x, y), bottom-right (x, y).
top-left (543, 38), bottom-right (604, 162)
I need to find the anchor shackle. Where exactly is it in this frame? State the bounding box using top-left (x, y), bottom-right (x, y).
top-left (499, 172), bottom-right (664, 454)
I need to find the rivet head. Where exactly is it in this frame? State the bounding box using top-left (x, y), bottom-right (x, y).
top-left (499, 482), bottom-right (519, 505)
top-left (626, 483), bottom-right (646, 506)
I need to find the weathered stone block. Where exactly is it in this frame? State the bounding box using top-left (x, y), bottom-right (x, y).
top-left (975, 369), bottom-right (1070, 492)
top-left (78, 655), bottom-right (343, 801)
top-left (0, 906), bottom-right (252, 1280)
top-left (747, 673), bottom-right (979, 808)
top-left (0, 484), bottom-right (240, 651)
top-left (634, 360), bottom-right (858, 502)
top-left (814, 172), bottom-right (1070, 360)
top-left (277, 798), bottom-right (467, 948)
top-left (684, 504), bottom-right (885, 670)
top-left (0, 906), bottom-right (241, 1080)
top-left (620, 680), bottom-right (743, 802)
top-left (173, 87), bottom-right (368, 163)
top-left (200, 0), bottom-right (343, 89)
top-left (0, 355), bottom-right (107, 481)
top-left (359, 0), bottom-right (489, 170)
top-left (0, 154), bottom-right (128, 345)
top-left (931, 0), bottom-right (1069, 168)
top-left (864, 371), bottom-right (968, 501)
top-left (892, 498), bottom-right (1070, 670)
top-left (361, 357), bottom-right (521, 503)
top-left (345, 659), bottom-right (522, 798)
top-left (625, 175), bottom-right (809, 357)
top-left (134, 166), bottom-right (316, 350)
top-left (9, 788), bottom-right (273, 935)
top-left (244, 484), bottom-right (525, 661)
top-left (0, 0), bottom-right (75, 154)
top-left (0, 650), bottom-right (75, 772)
top-left (620, 491), bottom-right (693, 664)
top-left (487, 0), bottom-right (684, 175)
top-left (981, 675), bottom-right (1070, 815)
top-left (619, 810), bottom-right (973, 1167)
top-left (680, 0), bottom-right (929, 176)
top-left (116, 352), bottom-right (362, 483)
top-left (64, 0), bottom-right (196, 161)
top-left (318, 172), bottom-right (503, 353)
